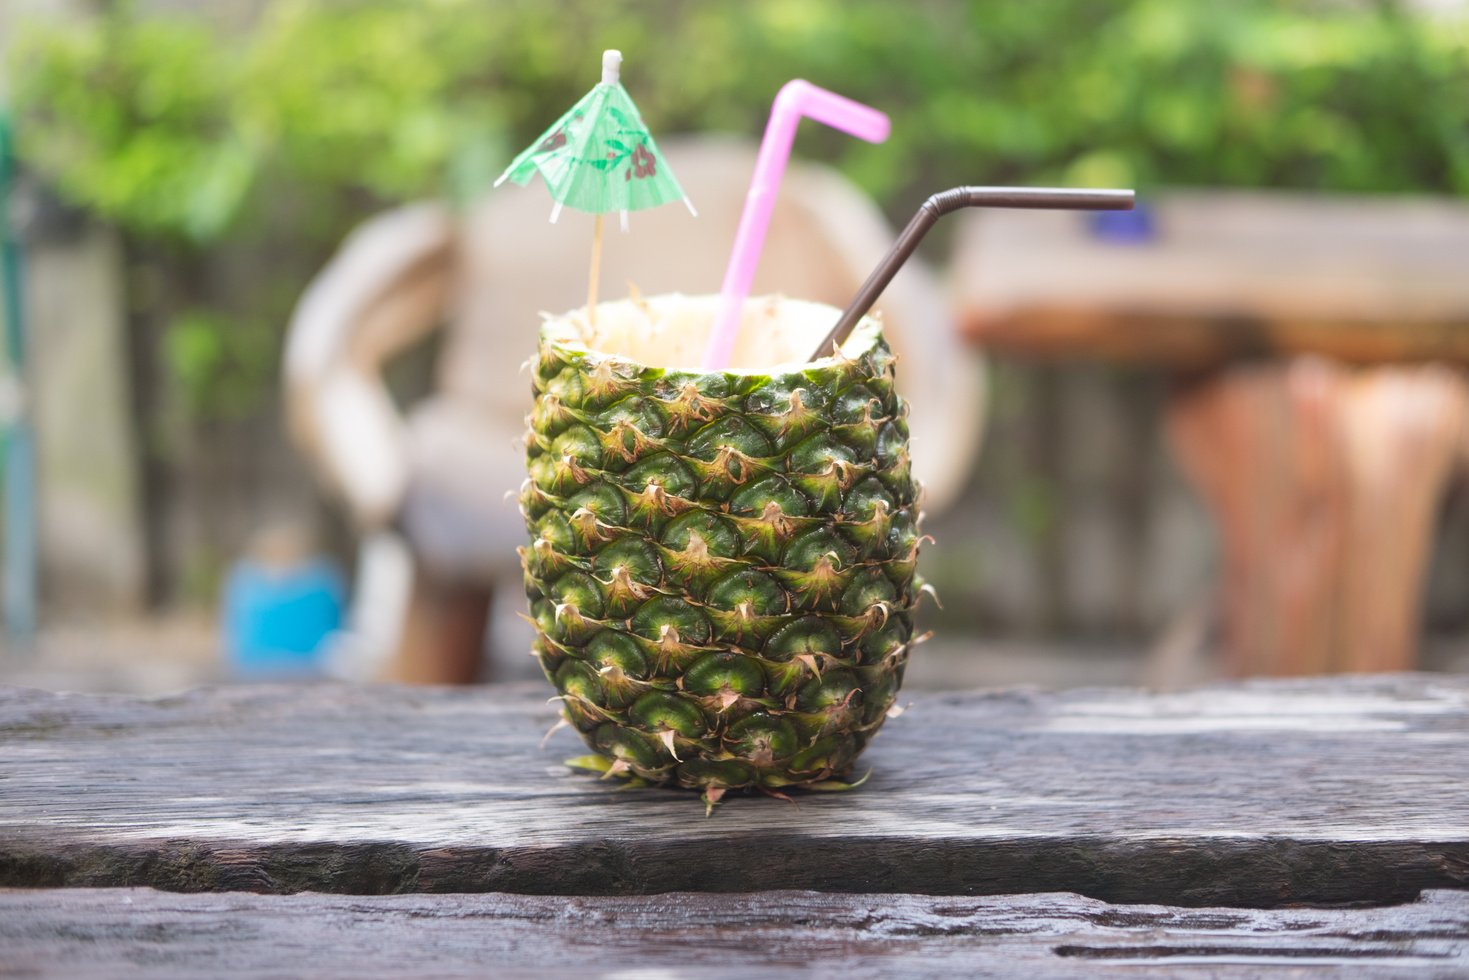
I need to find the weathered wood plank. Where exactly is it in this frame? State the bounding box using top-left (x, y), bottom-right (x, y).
top-left (3, 887), bottom-right (1467, 978)
top-left (2, 676), bottom-right (1468, 906)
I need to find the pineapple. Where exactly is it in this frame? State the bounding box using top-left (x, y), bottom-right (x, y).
top-left (520, 294), bottom-right (923, 812)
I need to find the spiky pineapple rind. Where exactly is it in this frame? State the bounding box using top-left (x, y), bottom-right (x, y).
top-left (524, 314), bottom-right (921, 801)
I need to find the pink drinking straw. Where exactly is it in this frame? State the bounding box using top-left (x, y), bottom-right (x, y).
top-left (701, 81), bottom-right (890, 370)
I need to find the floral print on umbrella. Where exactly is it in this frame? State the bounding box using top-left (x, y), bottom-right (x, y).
top-left (626, 143), bottom-right (657, 181)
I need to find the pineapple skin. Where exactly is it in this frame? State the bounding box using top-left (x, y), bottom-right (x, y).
top-left (520, 320), bottom-right (922, 804)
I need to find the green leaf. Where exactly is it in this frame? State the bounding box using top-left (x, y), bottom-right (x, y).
top-left (805, 770), bottom-right (872, 792)
top-left (564, 754), bottom-right (613, 774)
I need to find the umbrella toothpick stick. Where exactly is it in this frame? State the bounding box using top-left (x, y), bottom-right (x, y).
top-left (810, 185), bottom-right (1136, 361)
top-left (588, 213), bottom-right (604, 326)
top-left (582, 50), bottom-right (624, 329)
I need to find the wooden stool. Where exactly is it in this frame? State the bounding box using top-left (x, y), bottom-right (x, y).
top-left (1168, 359), bottom-right (1467, 674)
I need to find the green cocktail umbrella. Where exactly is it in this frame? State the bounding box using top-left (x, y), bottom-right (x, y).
top-left (496, 50), bottom-right (695, 321)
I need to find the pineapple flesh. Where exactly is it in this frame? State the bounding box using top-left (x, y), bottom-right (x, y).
top-left (520, 294), bottom-right (923, 810)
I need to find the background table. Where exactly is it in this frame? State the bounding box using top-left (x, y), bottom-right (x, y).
top-left (953, 191), bottom-right (1469, 368)
top-left (952, 192), bottom-right (1469, 677)
top-left (3, 676), bottom-right (1468, 975)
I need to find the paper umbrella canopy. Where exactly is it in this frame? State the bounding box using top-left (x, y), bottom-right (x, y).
top-left (495, 51), bottom-right (695, 226)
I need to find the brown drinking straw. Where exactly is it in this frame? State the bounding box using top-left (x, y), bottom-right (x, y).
top-left (810, 186), bottom-right (1135, 361)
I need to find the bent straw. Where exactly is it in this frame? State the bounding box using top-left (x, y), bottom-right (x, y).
top-left (809, 185), bottom-right (1135, 361)
top-left (702, 81), bottom-right (889, 370)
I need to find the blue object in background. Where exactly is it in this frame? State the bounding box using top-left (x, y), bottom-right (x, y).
top-left (1, 112), bottom-right (37, 648)
top-left (222, 556), bottom-right (345, 680)
top-left (1088, 199), bottom-right (1155, 243)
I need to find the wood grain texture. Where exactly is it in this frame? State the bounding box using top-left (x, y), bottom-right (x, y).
top-left (4, 888), bottom-right (1467, 978)
top-left (2, 676), bottom-right (1468, 906)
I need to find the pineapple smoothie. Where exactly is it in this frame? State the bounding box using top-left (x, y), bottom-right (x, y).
top-left (520, 294), bottom-right (922, 811)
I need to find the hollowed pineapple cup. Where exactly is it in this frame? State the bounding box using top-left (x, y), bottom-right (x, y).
top-left (520, 294), bottom-right (922, 810)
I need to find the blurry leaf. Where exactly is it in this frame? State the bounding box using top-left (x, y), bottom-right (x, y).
top-left (1063, 151), bottom-right (1136, 189)
top-left (1008, 477), bottom-right (1057, 542)
top-left (164, 311), bottom-right (226, 400)
top-left (164, 309), bottom-right (279, 420)
top-left (184, 135), bottom-right (259, 240)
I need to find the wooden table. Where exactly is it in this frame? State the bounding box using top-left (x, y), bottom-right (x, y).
top-left (952, 192), bottom-right (1469, 676)
top-left (3, 676), bottom-right (1468, 976)
top-left (953, 191), bottom-right (1469, 368)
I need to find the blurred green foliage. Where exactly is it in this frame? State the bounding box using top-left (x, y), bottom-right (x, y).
top-left (13, 0), bottom-right (1469, 241)
top-left (6, 0), bottom-right (1469, 415)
